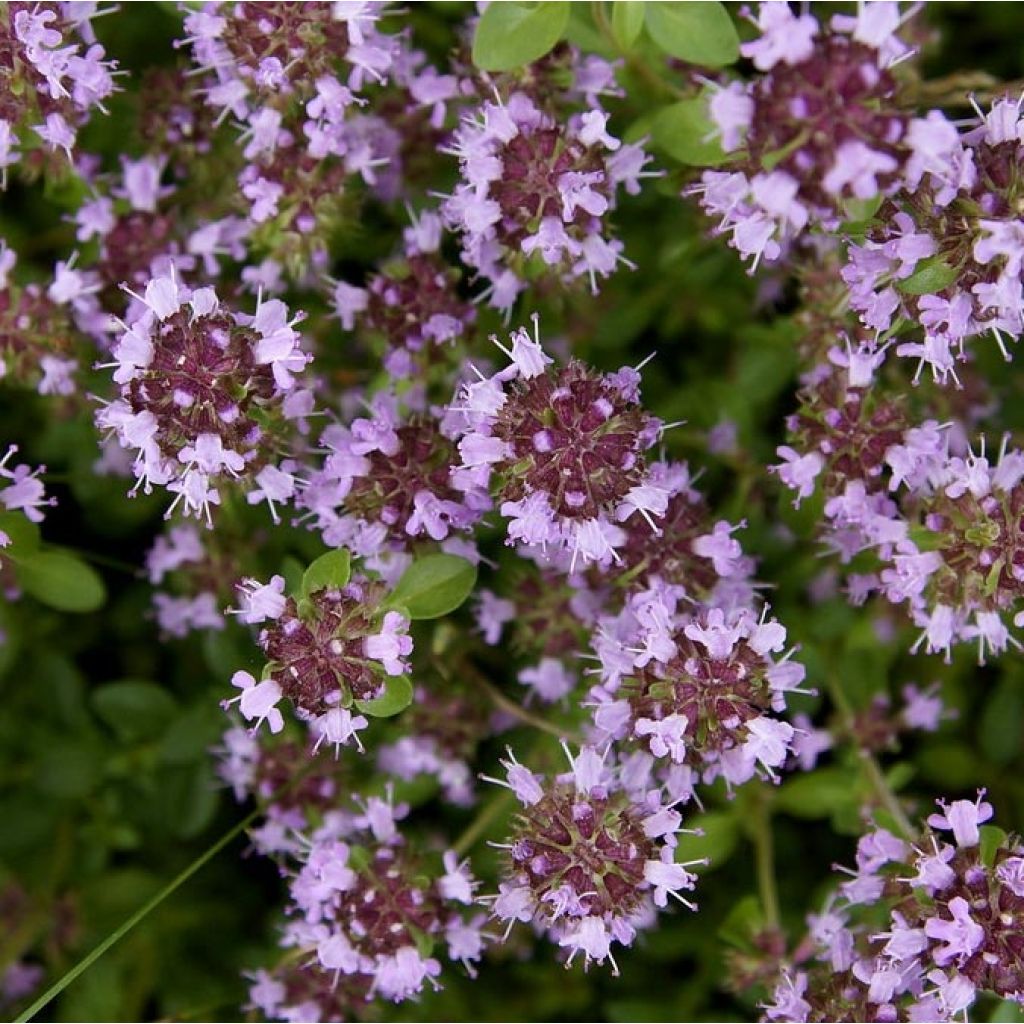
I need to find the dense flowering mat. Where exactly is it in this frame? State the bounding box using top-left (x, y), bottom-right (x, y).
top-left (3, 2), bottom-right (1024, 1021)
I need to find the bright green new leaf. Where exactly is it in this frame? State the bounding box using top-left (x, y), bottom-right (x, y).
top-left (652, 97), bottom-right (729, 166)
top-left (471, 2), bottom-right (570, 71)
top-left (897, 257), bottom-right (960, 296)
top-left (611, 1), bottom-right (645, 49)
top-left (301, 548), bottom-right (351, 598)
top-left (16, 548), bottom-right (106, 613)
top-left (388, 553), bottom-right (477, 620)
top-left (355, 674), bottom-right (413, 718)
top-left (980, 824), bottom-right (1009, 867)
top-left (644, 2), bottom-right (739, 67)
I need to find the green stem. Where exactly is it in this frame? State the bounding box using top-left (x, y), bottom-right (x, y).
top-left (858, 747), bottom-right (916, 842)
top-left (590, 0), bottom-right (686, 100)
top-left (452, 788), bottom-right (516, 858)
top-left (478, 674), bottom-right (584, 744)
top-left (435, 655), bottom-right (584, 745)
top-left (750, 794), bottom-right (781, 933)
top-left (16, 807), bottom-right (262, 1023)
top-left (825, 673), bottom-right (916, 841)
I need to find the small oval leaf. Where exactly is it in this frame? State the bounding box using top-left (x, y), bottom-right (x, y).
top-left (652, 97), bottom-right (728, 166)
top-left (644, 1), bottom-right (739, 67)
top-left (16, 549), bottom-right (106, 613)
top-left (612, 1), bottom-right (645, 49)
top-left (355, 674), bottom-right (413, 718)
top-left (301, 549), bottom-right (351, 598)
top-left (472, 1), bottom-right (571, 72)
top-left (896, 257), bottom-right (959, 296)
top-left (387, 553), bottom-right (477, 620)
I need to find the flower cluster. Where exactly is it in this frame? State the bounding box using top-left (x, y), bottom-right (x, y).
top-left (0, 243), bottom-right (85, 396)
top-left (448, 318), bottom-right (665, 570)
top-left (486, 744), bottom-right (701, 972)
top-left (331, 211), bottom-right (477, 380)
top-left (774, 360), bottom-right (1024, 660)
top-left (242, 788), bottom-right (486, 1014)
top-left (588, 584), bottom-right (806, 787)
top-left (299, 388), bottom-right (488, 560)
top-left (96, 271), bottom-right (310, 523)
top-left (696, 2), bottom-right (911, 267)
top-left (844, 97), bottom-right (1024, 381)
top-left (224, 572), bottom-right (412, 752)
top-left (145, 522), bottom-right (239, 637)
top-left (764, 793), bottom-right (1024, 1022)
top-left (442, 91), bottom-right (650, 309)
top-left (1, 2), bottom-right (116, 183)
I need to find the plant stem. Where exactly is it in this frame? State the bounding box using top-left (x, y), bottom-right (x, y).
top-left (750, 793), bottom-right (781, 933)
top-left (479, 674), bottom-right (584, 743)
top-left (590, 0), bottom-right (687, 101)
top-left (435, 655), bottom-right (584, 745)
top-left (452, 788), bottom-right (516, 858)
top-left (825, 672), bottom-right (916, 841)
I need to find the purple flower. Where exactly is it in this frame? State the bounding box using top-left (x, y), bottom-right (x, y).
top-left (224, 670), bottom-right (284, 735)
top-left (364, 611), bottom-right (413, 675)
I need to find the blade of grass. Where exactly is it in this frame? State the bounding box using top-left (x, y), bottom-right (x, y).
top-left (16, 805), bottom-right (261, 1023)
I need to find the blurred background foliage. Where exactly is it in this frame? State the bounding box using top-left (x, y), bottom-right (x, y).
top-left (4, 2), bottom-right (1024, 1021)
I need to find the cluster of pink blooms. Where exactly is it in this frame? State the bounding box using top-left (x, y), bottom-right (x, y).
top-left (5, 1), bottom-right (1024, 1020)
top-left (96, 271), bottom-right (310, 524)
top-left (442, 90), bottom-right (652, 310)
top-left (224, 570), bottom-right (413, 753)
top-left (764, 793), bottom-right (1024, 1022)
top-left (1, 2), bottom-right (116, 181)
top-left (297, 387), bottom-right (488, 565)
top-left (697, 2), bottom-right (912, 268)
top-left (214, 739), bottom-right (486, 1018)
top-left (844, 96), bottom-right (1024, 382)
top-left (486, 744), bottom-right (702, 973)
top-left (773, 359), bottom-right (1024, 662)
top-left (447, 318), bottom-right (667, 570)
top-left (587, 583), bottom-right (808, 789)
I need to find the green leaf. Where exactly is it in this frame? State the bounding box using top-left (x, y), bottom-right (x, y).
top-left (387, 553), bottom-right (477, 620)
top-left (355, 674), bottom-right (413, 718)
top-left (471, 1), bottom-right (570, 71)
top-left (991, 999), bottom-right (1024, 1023)
top-left (611, 1), bottom-right (645, 49)
top-left (91, 681), bottom-right (179, 742)
top-left (33, 742), bottom-right (102, 799)
top-left (673, 810), bottom-right (738, 872)
top-left (15, 548), bottom-right (106, 612)
top-left (156, 762), bottom-right (220, 839)
top-left (280, 554), bottom-right (305, 595)
top-left (652, 97), bottom-right (728, 166)
top-left (897, 257), bottom-right (960, 296)
top-left (717, 894), bottom-right (765, 951)
top-left (775, 767), bottom-right (857, 819)
top-left (644, 1), bottom-right (739, 67)
top-left (301, 548), bottom-right (351, 598)
top-left (0, 510), bottom-right (41, 556)
top-left (980, 825), bottom-right (1008, 868)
